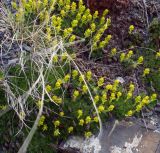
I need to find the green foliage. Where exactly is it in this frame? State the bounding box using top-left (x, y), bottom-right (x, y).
top-left (11, 0), bottom-right (111, 58)
top-left (149, 18), bottom-right (160, 45)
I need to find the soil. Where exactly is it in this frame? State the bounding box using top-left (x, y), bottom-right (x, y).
top-left (77, 0), bottom-right (160, 95)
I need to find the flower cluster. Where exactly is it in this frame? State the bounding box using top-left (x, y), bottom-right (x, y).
top-left (11, 0), bottom-right (159, 145)
top-left (12, 0), bottom-right (112, 55)
top-left (37, 65), bottom-right (158, 141)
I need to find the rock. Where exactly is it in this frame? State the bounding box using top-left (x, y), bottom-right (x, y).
top-left (137, 132), bottom-right (160, 153)
top-left (116, 77), bottom-right (125, 84)
top-left (155, 107), bottom-right (160, 113)
top-left (63, 136), bottom-right (101, 153)
top-left (7, 58), bottom-right (19, 66)
top-left (57, 147), bottom-right (81, 153)
top-left (100, 116), bottom-right (160, 153)
top-left (143, 111), bottom-right (153, 117)
top-left (22, 44), bottom-right (31, 52)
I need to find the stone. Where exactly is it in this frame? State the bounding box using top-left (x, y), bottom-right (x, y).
top-left (137, 132), bottom-right (160, 153)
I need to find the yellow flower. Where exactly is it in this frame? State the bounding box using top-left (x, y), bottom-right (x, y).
top-left (156, 51), bottom-right (160, 58)
top-left (0, 105), bottom-right (7, 110)
top-left (151, 93), bottom-right (157, 101)
top-left (54, 129), bottom-right (60, 137)
top-left (79, 75), bottom-right (84, 83)
top-left (11, 2), bottom-right (17, 9)
top-left (120, 53), bottom-right (126, 62)
top-left (43, 0), bottom-right (48, 7)
top-left (56, 17), bottom-right (62, 26)
top-left (86, 71), bottom-right (92, 81)
top-left (71, 2), bottom-right (77, 12)
top-left (108, 105), bottom-right (115, 111)
top-left (129, 25), bottom-right (134, 34)
top-left (82, 85), bottom-right (88, 93)
top-left (143, 68), bottom-right (150, 76)
top-left (52, 95), bottom-right (62, 104)
top-left (64, 74), bottom-right (70, 82)
top-left (93, 116), bottom-right (99, 123)
top-left (102, 9), bottom-right (109, 16)
top-left (71, 20), bottom-right (78, 27)
top-left (137, 56), bottom-right (144, 64)
top-left (60, 10), bottom-right (65, 17)
top-left (111, 48), bottom-right (117, 56)
top-left (84, 8), bottom-right (90, 16)
top-left (85, 131), bottom-right (92, 138)
top-left (66, 0), bottom-right (71, 5)
top-left (98, 77), bottom-right (105, 87)
top-left (127, 92), bottom-right (132, 100)
top-left (93, 34), bottom-right (101, 42)
top-left (79, 5), bottom-right (85, 14)
top-left (68, 126), bottom-right (74, 133)
top-left (55, 79), bottom-right (62, 89)
top-left (91, 23), bottom-right (96, 32)
top-left (126, 110), bottom-right (133, 117)
top-left (53, 120), bottom-right (60, 128)
top-left (99, 28), bottom-right (105, 35)
top-left (85, 116), bottom-right (91, 124)
top-left (117, 92), bottom-right (122, 99)
top-left (37, 0), bottom-right (42, 10)
top-left (36, 100), bottom-right (43, 108)
top-left (100, 17), bottom-right (105, 24)
top-left (61, 52), bottom-right (68, 61)
top-left (16, 8), bottom-right (24, 22)
top-left (76, 13), bottom-right (81, 20)
top-left (106, 84), bottom-right (113, 91)
top-left (38, 115), bottom-right (45, 126)
top-left (113, 80), bottom-right (120, 89)
top-left (42, 124), bottom-right (48, 131)
top-left (82, 15), bottom-right (87, 23)
top-left (63, 27), bottom-right (73, 37)
top-left (94, 95), bottom-right (100, 103)
top-left (129, 83), bottom-right (135, 92)
top-left (56, 26), bottom-right (61, 33)
top-left (93, 11), bottom-right (98, 19)
top-left (72, 70), bottom-right (78, 79)
top-left (93, 42), bottom-right (98, 50)
top-left (110, 93), bottom-right (116, 101)
top-left (84, 29), bottom-right (91, 37)
top-left (87, 13), bottom-right (92, 21)
top-left (46, 25), bottom-right (51, 31)
top-left (58, 0), bottom-right (64, 6)
top-left (98, 105), bottom-right (105, 113)
top-left (142, 96), bottom-right (150, 105)
top-left (79, 119), bottom-right (84, 126)
top-left (135, 96), bottom-right (141, 103)
top-left (53, 55), bottom-right (58, 63)
top-left (77, 109), bottom-right (83, 119)
top-left (106, 18), bottom-right (111, 27)
top-left (104, 35), bottom-right (112, 44)
top-left (101, 93), bottom-right (107, 103)
top-left (73, 90), bottom-right (80, 99)
top-left (79, 0), bottom-right (83, 5)
top-left (65, 4), bottom-right (70, 11)
top-left (126, 50), bottom-right (133, 59)
top-left (136, 104), bottom-right (142, 112)
top-left (45, 85), bottom-right (52, 92)
top-left (59, 111), bottom-right (64, 117)
top-left (69, 35), bottom-right (76, 42)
